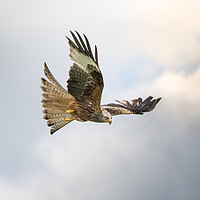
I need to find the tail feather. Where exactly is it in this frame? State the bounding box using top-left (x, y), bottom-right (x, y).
top-left (43, 113), bottom-right (67, 120)
top-left (43, 109), bottom-right (66, 115)
top-left (41, 62), bottom-right (75, 134)
top-left (47, 118), bottom-right (68, 126)
top-left (41, 99), bottom-right (72, 110)
top-left (50, 120), bottom-right (72, 135)
top-left (43, 62), bottom-right (68, 95)
top-left (41, 78), bottom-right (71, 98)
top-left (41, 103), bottom-right (68, 111)
top-left (42, 92), bottom-right (67, 100)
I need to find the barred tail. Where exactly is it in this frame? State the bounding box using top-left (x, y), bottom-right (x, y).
top-left (41, 63), bottom-right (75, 134)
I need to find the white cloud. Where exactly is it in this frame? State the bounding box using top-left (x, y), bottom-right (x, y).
top-left (99, 0), bottom-right (200, 72)
top-left (1, 111), bottom-right (199, 200)
top-left (151, 66), bottom-right (200, 115)
top-left (1, 0), bottom-right (200, 200)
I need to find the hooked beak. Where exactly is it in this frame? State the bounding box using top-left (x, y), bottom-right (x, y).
top-left (106, 119), bottom-right (112, 125)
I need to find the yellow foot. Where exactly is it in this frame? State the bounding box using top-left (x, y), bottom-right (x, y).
top-left (66, 109), bottom-right (74, 114)
top-left (64, 116), bottom-right (73, 121)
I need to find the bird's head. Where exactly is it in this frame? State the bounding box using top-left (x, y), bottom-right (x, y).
top-left (102, 109), bottom-right (112, 125)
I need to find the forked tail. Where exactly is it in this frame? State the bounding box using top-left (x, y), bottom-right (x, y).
top-left (41, 63), bottom-right (75, 134)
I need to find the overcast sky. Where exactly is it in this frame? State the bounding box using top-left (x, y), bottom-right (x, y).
top-left (1, 0), bottom-right (200, 199)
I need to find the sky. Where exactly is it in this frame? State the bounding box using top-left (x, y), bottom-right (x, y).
top-left (0, 0), bottom-right (200, 199)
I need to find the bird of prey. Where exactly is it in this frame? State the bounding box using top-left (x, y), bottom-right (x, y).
top-left (41, 31), bottom-right (161, 134)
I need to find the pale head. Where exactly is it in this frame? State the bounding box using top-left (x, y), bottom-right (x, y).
top-left (102, 109), bottom-right (112, 125)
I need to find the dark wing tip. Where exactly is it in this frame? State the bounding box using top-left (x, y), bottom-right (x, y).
top-left (142, 96), bottom-right (161, 113)
top-left (115, 96), bottom-right (161, 114)
top-left (43, 62), bottom-right (51, 76)
top-left (41, 77), bottom-right (46, 85)
top-left (50, 129), bottom-right (56, 135)
top-left (157, 97), bottom-right (162, 102)
top-left (70, 31), bottom-right (84, 51)
top-left (67, 31), bottom-right (98, 65)
top-left (95, 45), bottom-right (99, 66)
top-left (66, 35), bottom-right (77, 50)
top-left (65, 35), bottom-right (70, 41)
top-left (102, 96), bottom-right (161, 117)
top-left (83, 33), bottom-right (95, 61)
top-left (44, 62), bottom-right (48, 71)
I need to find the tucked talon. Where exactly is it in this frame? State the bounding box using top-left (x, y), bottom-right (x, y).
top-left (64, 116), bottom-right (73, 121)
top-left (66, 109), bottom-right (74, 114)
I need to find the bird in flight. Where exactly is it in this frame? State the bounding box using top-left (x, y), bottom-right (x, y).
top-left (41, 31), bottom-right (161, 134)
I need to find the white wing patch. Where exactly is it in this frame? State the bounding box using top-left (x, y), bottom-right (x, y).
top-left (69, 44), bottom-right (100, 73)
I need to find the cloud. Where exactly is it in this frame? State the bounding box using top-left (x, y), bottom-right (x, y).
top-left (1, 67), bottom-right (200, 200)
top-left (151, 66), bottom-right (200, 116)
top-left (99, 0), bottom-right (200, 73)
top-left (1, 0), bottom-right (200, 200)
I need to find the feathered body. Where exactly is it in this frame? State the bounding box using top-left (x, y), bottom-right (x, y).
top-left (41, 31), bottom-right (161, 134)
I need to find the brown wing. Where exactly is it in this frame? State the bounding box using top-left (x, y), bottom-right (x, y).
top-left (101, 96), bottom-right (161, 116)
top-left (66, 31), bottom-right (104, 110)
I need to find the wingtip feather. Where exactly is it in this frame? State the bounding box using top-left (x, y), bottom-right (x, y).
top-left (50, 129), bottom-right (55, 135)
top-left (157, 97), bottom-right (162, 102)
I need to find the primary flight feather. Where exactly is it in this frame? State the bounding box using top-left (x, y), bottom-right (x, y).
top-left (41, 31), bottom-right (161, 134)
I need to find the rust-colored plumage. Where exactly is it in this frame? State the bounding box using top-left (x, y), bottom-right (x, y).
top-left (41, 31), bottom-right (161, 134)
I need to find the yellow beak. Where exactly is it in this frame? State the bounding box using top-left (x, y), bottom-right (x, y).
top-left (106, 118), bottom-right (112, 125)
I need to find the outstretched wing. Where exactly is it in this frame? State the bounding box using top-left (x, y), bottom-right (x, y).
top-left (101, 96), bottom-right (161, 116)
top-left (66, 31), bottom-right (104, 110)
